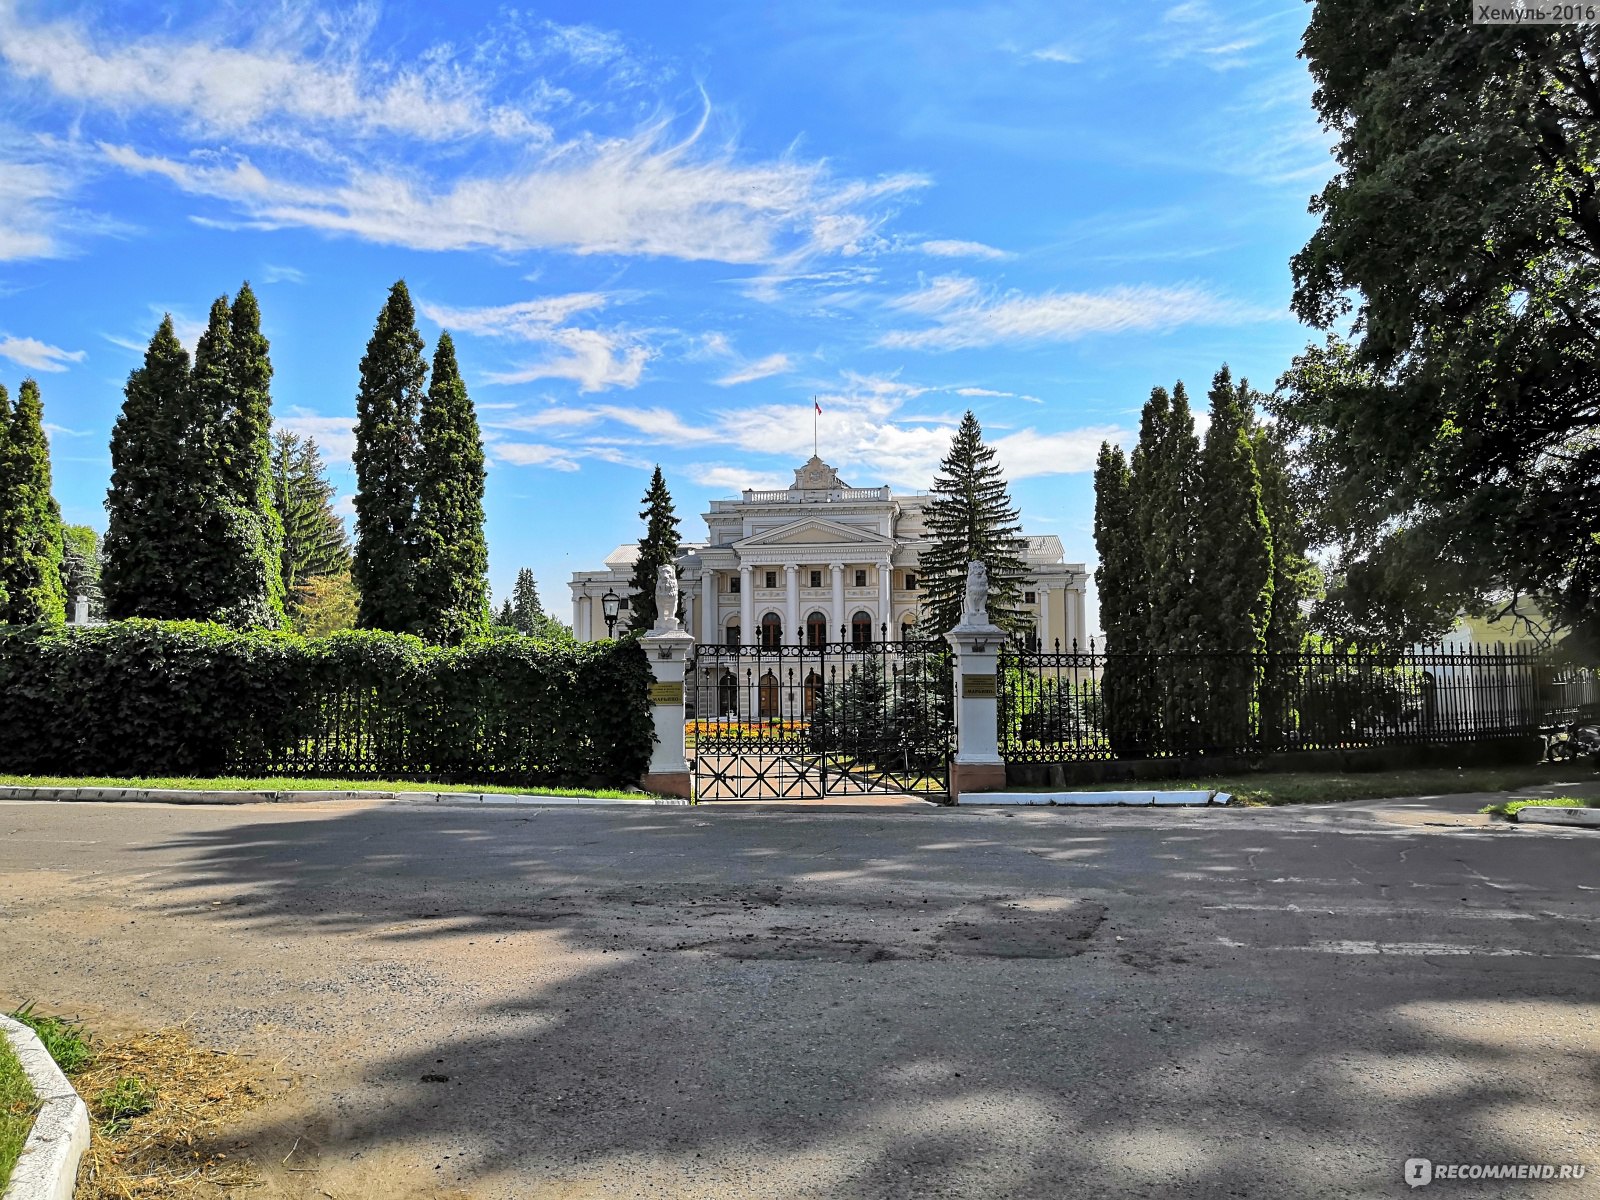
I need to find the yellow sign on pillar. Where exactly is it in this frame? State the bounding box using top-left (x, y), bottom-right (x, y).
top-left (649, 681), bottom-right (684, 705)
top-left (961, 673), bottom-right (997, 698)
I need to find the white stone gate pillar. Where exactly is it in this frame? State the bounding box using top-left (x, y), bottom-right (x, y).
top-left (640, 567), bottom-right (696, 799)
top-left (943, 562), bottom-right (1006, 801)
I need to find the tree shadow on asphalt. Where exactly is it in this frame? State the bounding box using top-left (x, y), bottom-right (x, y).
top-left (132, 805), bottom-right (1599, 1198)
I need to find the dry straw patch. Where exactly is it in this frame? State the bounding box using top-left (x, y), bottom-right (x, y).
top-left (73, 1027), bottom-right (283, 1199)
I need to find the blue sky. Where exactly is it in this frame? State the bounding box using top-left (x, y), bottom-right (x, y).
top-left (0, 0), bottom-right (1331, 630)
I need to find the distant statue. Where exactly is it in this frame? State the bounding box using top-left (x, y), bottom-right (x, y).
top-left (653, 564), bottom-right (681, 633)
top-left (961, 560), bottom-right (989, 623)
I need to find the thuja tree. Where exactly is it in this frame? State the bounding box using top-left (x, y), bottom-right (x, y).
top-left (0, 379), bottom-right (66, 625)
top-left (103, 317), bottom-right (196, 620)
top-left (223, 283), bottom-right (287, 624)
top-left (352, 281), bottom-right (426, 634)
top-left (1253, 420), bottom-right (1320, 747)
top-left (628, 466), bottom-right (681, 631)
top-left (1092, 441), bottom-right (1151, 755)
top-left (919, 411), bottom-right (1029, 638)
top-left (1130, 383), bottom-right (1204, 752)
top-left (1194, 366), bottom-right (1273, 750)
top-left (412, 332), bottom-right (489, 644)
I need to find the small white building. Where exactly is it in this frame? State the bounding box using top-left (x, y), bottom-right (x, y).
top-left (570, 455), bottom-right (1088, 648)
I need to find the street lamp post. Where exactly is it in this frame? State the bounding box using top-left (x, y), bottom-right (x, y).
top-left (601, 589), bottom-right (621, 637)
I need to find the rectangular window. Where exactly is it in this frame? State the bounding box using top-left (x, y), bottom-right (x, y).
top-left (854, 569), bottom-right (867, 587)
top-left (618, 598), bottom-right (631, 610)
top-left (725, 625), bottom-right (740, 647)
top-left (729, 576), bottom-right (741, 593)
top-left (809, 570), bottom-right (822, 588)
top-left (765, 570), bottom-right (777, 589)
top-left (904, 573), bottom-right (917, 590)
top-left (1025, 591), bottom-right (1037, 604)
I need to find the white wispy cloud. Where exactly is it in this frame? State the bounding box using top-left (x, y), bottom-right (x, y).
top-left (714, 352), bottom-right (793, 387)
top-left (422, 293), bottom-right (651, 393)
top-left (916, 238), bottom-right (1011, 260)
top-left (688, 465), bottom-right (791, 492)
top-left (261, 264), bottom-right (305, 285)
top-left (274, 411), bottom-right (357, 463)
top-left (880, 274), bottom-right (1276, 350)
top-left (954, 386), bottom-right (1043, 404)
top-left (492, 442), bottom-right (582, 471)
top-left (0, 144), bottom-right (72, 261)
top-left (0, 335), bottom-right (85, 372)
top-left (0, 4), bottom-right (551, 144)
top-left (1149, 1), bottom-right (1272, 71)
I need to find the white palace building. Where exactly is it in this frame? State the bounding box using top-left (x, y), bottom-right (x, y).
top-left (570, 456), bottom-right (1088, 649)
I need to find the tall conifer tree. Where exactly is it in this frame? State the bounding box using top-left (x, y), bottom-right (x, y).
top-left (504, 567), bottom-right (546, 634)
top-left (270, 430), bottom-right (350, 603)
top-left (628, 466), bottom-right (681, 630)
top-left (225, 282), bottom-right (286, 624)
top-left (1130, 383), bottom-right (1203, 751)
top-left (1195, 366), bottom-right (1273, 749)
top-left (351, 281), bottom-right (426, 633)
top-left (412, 331), bottom-right (489, 643)
top-left (103, 317), bottom-right (194, 620)
top-left (0, 379), bottom-right (66, 624)
top-left (1092, 441), bottom-right (1151, 754)
top-left (919, 411), bottom-right (1029, 638)
top-left (1253, 421), bottom-right (1319, 748)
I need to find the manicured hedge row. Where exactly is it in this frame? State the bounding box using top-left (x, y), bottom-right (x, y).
top-left (0, 621), bottom-right (654, 786)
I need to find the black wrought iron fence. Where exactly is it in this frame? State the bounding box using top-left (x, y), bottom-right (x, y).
top-left (999, 639), bottom-right (1576, 763)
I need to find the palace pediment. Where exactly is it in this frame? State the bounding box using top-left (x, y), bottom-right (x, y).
top-left (733, 517), bottom-right (894, 550)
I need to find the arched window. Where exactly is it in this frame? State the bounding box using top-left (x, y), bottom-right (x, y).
top-left (900, 619), bottom-right (917, 642)
top-left (851, 610), bottom-right (874, 649)
top-left (760, 612), bottom-right (783, 649)
top-left (725, 620), bottom-right (741, 648)
top-left (805, 610), bottom-right (828, 648)
top-left (803, 671), bottom-right (823, 716)
top-left (758, 670), bottom-right (780, 718)
top-left (718, 670), bottom-right (737, 716)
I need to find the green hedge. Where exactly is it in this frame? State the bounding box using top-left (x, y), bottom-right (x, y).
top-left (0, 621), bottom-right (654, 786)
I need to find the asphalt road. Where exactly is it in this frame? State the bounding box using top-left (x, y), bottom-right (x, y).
top-left (0, 795), bottom-right (1595, 1199)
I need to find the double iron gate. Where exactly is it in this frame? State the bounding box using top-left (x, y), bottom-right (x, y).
top-left (686, 632), bottom-right (955, 801)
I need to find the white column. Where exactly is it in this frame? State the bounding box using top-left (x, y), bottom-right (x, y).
top-left (1039, 585), bottom-right (1052, 649)
top-left (739, 565), bottom-right (753, 646)
top-left (575, 593), bottom-right (590, 641)
top-left (830, 562), bottom-right (845, 641)
top-left (701, 570), bottom-right (716, 643)
top-left (784, 563), bottom-right (800, 645)
top-left (877, 558), bottom-right (892, 637)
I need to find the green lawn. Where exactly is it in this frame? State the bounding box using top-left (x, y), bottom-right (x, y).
top-left (1018, 763), bottom-right (1599, 807)
top-left (0, 1029), bottom-right (40, 1193)
top-left (0, 775), bottom-right (656, 800)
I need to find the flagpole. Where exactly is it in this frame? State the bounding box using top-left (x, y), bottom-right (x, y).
top-left (812, 396), bottom-right (818, 457)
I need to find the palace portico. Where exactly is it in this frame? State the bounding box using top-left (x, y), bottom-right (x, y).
top-left (570, 456), bottom-right (1088, 648)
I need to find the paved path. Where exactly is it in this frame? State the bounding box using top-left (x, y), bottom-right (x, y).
top-left (0, 796), bottom-right (1595, 1199)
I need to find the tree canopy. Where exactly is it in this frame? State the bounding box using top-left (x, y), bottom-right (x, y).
top-left (0, 379), bottom-right (66, 625)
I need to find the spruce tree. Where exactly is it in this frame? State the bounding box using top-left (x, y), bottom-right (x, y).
top-left (628, 466), bottom-right (681, 630)
top-left (496, 597), bottom-right (515, 628)
top-left (351, 281), bottom-right (426, 633)
top-left (919, 411), bottom-right (1029, 638)
top-left (505, 567), bottom-right (546, 635)
top-left (1194, 366), bottom-right (1273, 750)
top-left (1092, 441), bottom-right (1151, 754)
top-left (103, 317), bottom-right (195, 620)
top-left (1130, 383), bottom-right (1204, 751)
top-left (0, 379), bottom-right (66, 624)
top-left (412, 332), bottom-right (489, 643)
top-left (270, 430), bottom-right (350, 605)
top-left (225, 282), bottom-right (287, 625)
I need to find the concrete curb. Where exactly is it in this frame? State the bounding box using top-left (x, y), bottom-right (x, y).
top-left (0, 786), bottom-right (687, 808)
top-left (959, 789), bottom-right (1232, 807)
top-left (1516, 806), bottom-right (1600, 829)
top-left (0, 1015), bottom-right (89, 1200)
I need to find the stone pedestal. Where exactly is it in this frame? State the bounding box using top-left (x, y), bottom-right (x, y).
top-left (640, 626), bottom-right (696, 799)
top-left (945, 617), bottom-right (1007, 801)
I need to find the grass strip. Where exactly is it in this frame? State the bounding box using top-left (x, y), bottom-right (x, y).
top-left (0, 774), bottom-right (651, 799)
top-left (1480, 796), bottom-right (1599, 820)
top-left (0, 1029), bottom-right (40, 1193)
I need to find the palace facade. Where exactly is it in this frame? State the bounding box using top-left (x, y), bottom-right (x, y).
top-left (570, 456), bottom-right (1088, 648)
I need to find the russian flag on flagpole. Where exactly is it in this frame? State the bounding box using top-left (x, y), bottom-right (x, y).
top-left (814, 398), bottom-right (822, 414)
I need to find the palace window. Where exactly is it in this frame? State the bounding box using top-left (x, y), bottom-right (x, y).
top-left (904, 573), bottom-right (917, 590)
top-left (900, 619), bottom-right (917, 641)
top-left (726, 623), bottom-right (741, 647)
top-left (729, 576), bottom-right (741, 593)
top-left (760, 612), bottom-right (783, 649)
top-left (765, 570), bottom-right (777, 589)
top-left (1025, 591), bottom-right (1037, 604)
top-left (806, 611), bottom-right (827, 648)
top-left (851, 610), bottom-right (873, 649)
top-left (854, 569), bottom-right (867, 587)
top-left (809, 569), bottom-right (822, 588)
top-left (618, 598), bottom-right (630, 610)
